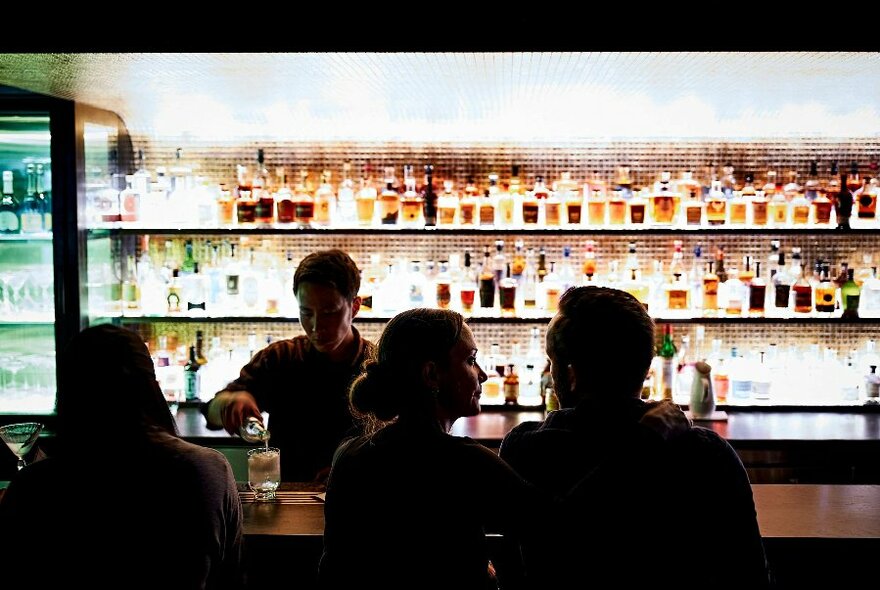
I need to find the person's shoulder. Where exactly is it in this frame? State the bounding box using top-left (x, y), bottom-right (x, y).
top-left (261, 336), bottom-right (311, 363)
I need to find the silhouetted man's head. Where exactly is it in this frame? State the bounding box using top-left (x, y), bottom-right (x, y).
top-left (546, 286), bottom-right (655, 407)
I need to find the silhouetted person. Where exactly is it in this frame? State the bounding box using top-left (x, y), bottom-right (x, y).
top-left (0, 324), bottom-right (243, 590)
top-left (500, 286), bottom-right (772, 589)
top-left (204, 248), bottom-right (375, 482)
top-left (317, 308), bottom-right (549, 589)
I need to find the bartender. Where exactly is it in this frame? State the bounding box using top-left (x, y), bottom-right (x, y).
top-left (204, 249), bottom-right (375, 482)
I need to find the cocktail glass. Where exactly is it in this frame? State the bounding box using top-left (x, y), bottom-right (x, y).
top-left (0, 422), bottom-right (43, 470)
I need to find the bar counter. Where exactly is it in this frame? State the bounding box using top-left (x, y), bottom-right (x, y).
top-left (175, 407), bottom-right (880, 484)
top-left (240, 484), bottom-right (880, 589)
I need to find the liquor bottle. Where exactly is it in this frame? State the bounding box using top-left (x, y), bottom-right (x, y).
top-left (857, 175), bottom-right (878, 220)
top-left (481, 344), bottom-right (504, 404)
top-left (720, 162), bottom-right (736, 197)
top-left (293, 170), bottom-right (315, 227)
top-left (790, 186), bottom-right (810, 226)
top-left (0, 170), bottom-right (21, 234)
top-left (791, 253), bottom-right (813, 314)
top-left (378, 167), bottom-right (400, 225)
top-left (748, 262), bottom-right (766, 317)
top-left (680, 170), bottom-right (705, 226)
top-left (507, 164), bottom-right (524, 225)
top-left (262, 263), bottom-right (284, 315)
top-left (814, 264), bottom-right (837, 314)
top-left (510, 239), bottom-right (526, 283)
top-left (480, 174), bottom-right (498, 226)
top-left (582, 173), bottom-right (603, 225)
top-left (435, 260), bottom-right (452, 310)
top-left (771, 249), bottom-right (792, 311)
top-left (478, 256), bottom-right (496, 310)
top-left (273, 170), bottom-right (295, 224)
top-left (253, 149), bottom-right (275, 224)
top-left (702, 261), bottom-right (719, 315)
top-left (437, 180), bottom-right (459, 226)
top-left (166, 269), bottom-right (183, 313)
top-left (705, 180), bottom-right (727, 226)
top-left (536, 246), bottom-right (548, 284)
top-left (459, 176), bottom-right (479, 226)
top-left (180, 239), bottom-right (197, 275)
top-left (538, 175), bottom-right (559, 226)
top-left (399, 165), bottom-right (424, 226)
top-left (607, 190), bottom-right (626, 226)
top-left (422, 164), bottom-right (437, 227)
top-left (738, 255), bottom-right (755, 285)
top-left (216, 183), bottom-right (235, 225)
top-left (313, 169), bottom-right (335, 227)
top-left (714, 246), bottom-right (728, 283)
top-left (750, 187), bottom-right (769, 227)
top-left (459, 250), bottom-right (477, 314)
top-left (559, 172), bottom-right (583, 225)
top-left (522, 248), bottom-right (538, 311)
top-left (503, 363), bottom-right (519, 405)
top-left (764, 170), bottom-right (787, 226)
top-left (650, 171), bottom-right (679, 225)
top-left (500, 263), bottom-right (517, 317)
top-left (336, 161), bottom-right (357, 226)
top-left (122, 254), bottom-right (140, 311)
top-left (19, 163), bottom-right (43, 233)
top-left (804, 160), bottom-right (820, 200)
top-left (523, 175), bottom-right (544, 225)
top-left (492, 240), bottom-right (506, 288)
top-left (356, 165), bottom-right (377, 226)
top-left (542, 262), bottom-right (562, 314)
top-left (184, 344), bottom-right (201, 402)
top-left (665, 272), bottom-right (690, 311)
top-left (728, 190), bottom-right (748, 226)
top-left (186, 262), bottom-right (208, 314)
top-left (658, 324), bottom-right (677, 401)
top-left (581, 239), bottom-right (597, 281)
top-left (628, 188), bottom-right (647, 225)
top-left (235, 164), bottom-right (256, 224)
top-left (841, 268), bottom-right (860, 319)
top-left (836, 166), bottom-right (856, 230)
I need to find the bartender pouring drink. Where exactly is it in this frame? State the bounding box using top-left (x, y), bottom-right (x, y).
top-left (204, 249), bottom-right (375, 482)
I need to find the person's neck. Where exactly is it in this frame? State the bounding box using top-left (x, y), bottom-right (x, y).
top-left (567, 388), bottom-right (642, 410)
top-left (324, 330), bottom-right (358, 364)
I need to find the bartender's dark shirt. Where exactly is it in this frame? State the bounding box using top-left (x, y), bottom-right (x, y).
top-left (220, 327), bottom-right (374, 481)
top-left (500, 398), bottom-right (772, 589)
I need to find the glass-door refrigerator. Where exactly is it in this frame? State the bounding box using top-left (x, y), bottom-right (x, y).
top-left (0, 86), bottom-right (129, 477)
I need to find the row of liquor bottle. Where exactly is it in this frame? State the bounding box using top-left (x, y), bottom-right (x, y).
top-left (154, 326), bottom-right (880, 410)
top-left (657, 327), bottom-right (880, 407)
top-left (156, 327), bottom-right (550, 409)
top-left (0, 164), bottom-right (53, 234)
top-left (87, 150), bottom-right (878, 230)
top-left (102, 236), bottom-right (880, 320)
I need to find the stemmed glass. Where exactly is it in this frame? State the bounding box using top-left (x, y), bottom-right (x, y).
top-left (0, 422), bottom-right (43, 470)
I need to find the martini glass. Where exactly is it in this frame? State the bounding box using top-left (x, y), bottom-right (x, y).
top-left (0, 422), bottom-right (43, 470)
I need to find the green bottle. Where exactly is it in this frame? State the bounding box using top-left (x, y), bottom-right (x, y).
top-left (841, 268), bottom-right (860, 319)
top-left (658, 324), bottom-right (677, 401)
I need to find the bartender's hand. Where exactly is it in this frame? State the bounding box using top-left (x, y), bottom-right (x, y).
top-left (639, 400), bottom-right (692, 441)
top-left (220, 392), bottom-right (262, 436)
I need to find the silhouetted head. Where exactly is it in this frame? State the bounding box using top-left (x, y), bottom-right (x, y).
top-left (349, 308), bottom-right (487, 433)
top-left (546, 286), bottom-right (655, 407)
top-left (56, 324), bottom-right (176, 452)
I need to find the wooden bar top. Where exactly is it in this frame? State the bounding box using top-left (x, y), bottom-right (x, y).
top-left (241, 484), bottom-right (880, 540)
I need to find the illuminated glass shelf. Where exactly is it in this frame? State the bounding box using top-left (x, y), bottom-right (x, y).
top-left (89, 224), bottom-right (880, 236)
top-left (0, 232), bottom-right (53, 242)
top-left (115, 314), bottom-right (880, 325)
top-left (0, 313), bottom-right (55, 325)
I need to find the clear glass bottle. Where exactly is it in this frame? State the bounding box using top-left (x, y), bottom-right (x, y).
top-left (437, 180), bottom-right (459, 226)
top-left (458, 250), bottom-right (477, 314)
top-left (459, 176), bottom-right (479, 226)
top-left (650, 171), bottom-right (680, 225)
top-left (680, 170), bottom-right (705, 227)
top-left (705, 180), bottom-right (727, 226)
top-left (841, 268), bottom-right (860, 319)
top-left (748, 262), bottom-right (766, 317)
top-left (292, 171), bottom-right (314, 227)
top-left (399, 164), bottom-right (424, 226)
top-left (356, 165), bottom-right (377, 226)
top-left (336, 161), bottom-right (357, 226)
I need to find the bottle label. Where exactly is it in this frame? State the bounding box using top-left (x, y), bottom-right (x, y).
top-left (0, 210), bottom-right (20, 232)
